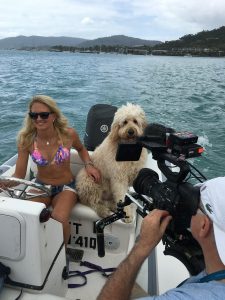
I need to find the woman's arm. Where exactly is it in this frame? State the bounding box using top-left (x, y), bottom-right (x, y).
top-left (69, 128), bottom-right (101, 182)
top-left (13, 146), bottom-right (30, 179)
top-left (0, 146), bottom-right (30, 189)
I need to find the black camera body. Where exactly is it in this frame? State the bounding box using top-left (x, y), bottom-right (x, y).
top-left (96, 123), bottom-right (206, 274)
top-left (133, 167), bottom-right (200, 234)
top-left (116, 123), bottom-right (206, 274)
top-left (116, 123), bottom-right (205, 230)
top-left (116, 123), bottom-right (204, 230)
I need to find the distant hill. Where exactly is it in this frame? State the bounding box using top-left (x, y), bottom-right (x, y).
top-left (0, 34), bottom-right (162, 49)
top-left (0, 35), bottom-right (88, 49)
top-left (153, 26), bottom-right (225, 50)
top-left (77, 35), bottom-right (161, 47)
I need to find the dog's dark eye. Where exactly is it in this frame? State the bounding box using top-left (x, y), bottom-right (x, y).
top-left (133, 119), bottom-right (138, 124)
top-left (123, 120), bottom-right (128, 125)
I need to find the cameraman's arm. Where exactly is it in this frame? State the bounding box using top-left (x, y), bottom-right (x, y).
top-left (97, 210), bottom-right (172, 300)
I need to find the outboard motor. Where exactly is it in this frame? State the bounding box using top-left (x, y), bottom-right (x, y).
top-left (84, 104), bottom-right (117, 150)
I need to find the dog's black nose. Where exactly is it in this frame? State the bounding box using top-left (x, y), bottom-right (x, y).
top-left (128, 128), bottom-right (135, 136)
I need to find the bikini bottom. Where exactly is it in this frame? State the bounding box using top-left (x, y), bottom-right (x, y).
top-left (35, 178), bottom-right (76, 197)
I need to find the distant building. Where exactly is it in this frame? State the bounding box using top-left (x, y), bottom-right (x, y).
top-left (126, 48), bottom-right (148, 55)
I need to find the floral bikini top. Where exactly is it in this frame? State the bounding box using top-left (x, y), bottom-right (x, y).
top-left (31, 139), bottom-right (70, 166)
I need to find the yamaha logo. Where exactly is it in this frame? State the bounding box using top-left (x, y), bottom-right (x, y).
top-left (100, 124), bottom-right (109, 133)
top-left (205, 203), bottom-right (213, 214)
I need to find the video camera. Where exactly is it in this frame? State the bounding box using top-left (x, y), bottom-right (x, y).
top-left (96, 123), bottom-right (206, 275)
top-left (116, 123), bottom-right (205, 232)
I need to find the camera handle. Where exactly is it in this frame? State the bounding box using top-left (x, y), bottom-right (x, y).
top-left (95, 193), bottom-right (152, 257)
top-left (95, 197), bottom-right (131, 257)
top-left (157, 152), bottom-right (190, 183)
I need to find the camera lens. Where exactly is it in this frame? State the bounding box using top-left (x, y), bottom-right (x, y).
top-left (133, 168), bottom-right (159, 196)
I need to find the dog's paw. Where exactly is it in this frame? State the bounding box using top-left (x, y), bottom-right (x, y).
top-left (108, 202), bottom-right (117, 212)
top-left (97, 207), bottom-right (112, 219)
top-left (123, 206), bottom-right (133, 223)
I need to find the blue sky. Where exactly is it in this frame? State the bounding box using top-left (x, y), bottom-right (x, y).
top-left (0, 0), bottom-right (225, 42)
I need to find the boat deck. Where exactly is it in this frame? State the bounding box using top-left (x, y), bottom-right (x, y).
top-left (64, 247), bottom-right (150, 299)
top-left (132, 283), bottom-right (150, 298)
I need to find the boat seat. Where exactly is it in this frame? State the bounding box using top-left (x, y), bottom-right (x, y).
top-left (0, 198), bottom-right (67, 295)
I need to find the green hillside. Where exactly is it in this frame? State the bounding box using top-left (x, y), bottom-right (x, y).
top-left (52, 27), bottom-right (225, 57)
top-left (152, 26), bottom-right (225, 55)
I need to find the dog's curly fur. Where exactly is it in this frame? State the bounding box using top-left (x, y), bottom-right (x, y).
top-left (76, 103), bottom-right (148, 222)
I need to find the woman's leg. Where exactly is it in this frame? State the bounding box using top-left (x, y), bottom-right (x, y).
top-left (28, 185), bottom-right (52, 206)
top-left (51, 191), bottom-right (77, 246)
top-left (30, 196), bottom-right (52, 206)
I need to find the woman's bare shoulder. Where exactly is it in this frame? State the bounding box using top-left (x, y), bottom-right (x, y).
top-left (67, 127), bottom-right (79, 138)
top-left (66, 128), bottom-right (83, 150)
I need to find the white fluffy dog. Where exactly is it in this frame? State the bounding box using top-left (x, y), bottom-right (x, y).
top-left (76, 103), bottom-right (148, 222)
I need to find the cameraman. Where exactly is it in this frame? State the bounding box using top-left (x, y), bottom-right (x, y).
top-left (97, 177), bottom-right (225, 300)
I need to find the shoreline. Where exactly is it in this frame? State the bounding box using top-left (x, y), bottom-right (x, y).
top-left (1, 48), bottom-right (225, 58)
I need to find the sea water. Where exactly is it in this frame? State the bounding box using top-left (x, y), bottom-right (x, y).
top-left (0, 50), bottom-right (225, 179)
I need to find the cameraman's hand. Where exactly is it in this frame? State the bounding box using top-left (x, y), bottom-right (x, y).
top-left (97, 210), bottom-right (172, 300)
top-left (137, 209), bottom-right (172, 258)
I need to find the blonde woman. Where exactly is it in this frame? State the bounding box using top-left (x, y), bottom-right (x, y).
top-left (11, 95), bottom-right (101, 245)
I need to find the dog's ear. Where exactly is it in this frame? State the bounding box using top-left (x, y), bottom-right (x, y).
top-left (109, 123), bottom-right (120, 142)
top-left (142, 120), bottom-right (148, 129)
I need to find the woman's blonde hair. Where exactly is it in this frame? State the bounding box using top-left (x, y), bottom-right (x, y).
top-left (18, 95), bottom-right (70, 149)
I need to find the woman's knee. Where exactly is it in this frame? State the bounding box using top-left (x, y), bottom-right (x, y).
top-left (51, 193), bottom-right (77, 224)
top-left (51, 210), bottom-right (69, 224)
top-left (31, 196), bottom-right (51, 206)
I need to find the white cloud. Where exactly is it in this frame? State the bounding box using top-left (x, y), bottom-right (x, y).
top-left (81, 17), bottom-right (94, 25)
top-left (130, 0), bottom-right (225, 40)
top-left (0, 0), bottom-right (225, 41)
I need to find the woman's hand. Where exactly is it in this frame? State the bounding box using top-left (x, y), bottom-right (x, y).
top-left (85, 165), bottom-right (101, 183)
top-left (0, 178), bottom-right (19, 190)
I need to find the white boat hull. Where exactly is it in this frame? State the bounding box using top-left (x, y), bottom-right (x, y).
top-left (0, 150), bottom-right (189, 299)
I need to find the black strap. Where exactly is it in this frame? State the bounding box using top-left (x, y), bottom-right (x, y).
top-left (65, 260), bottom-right (116, 288)
top-left (0, 262), bottom-right (22, 299)
top-left (0, 262), bottom-right (11, 293)
top-left (0, 262), bottom-right (10, 278)
top-left (15, 289), bottom-right (23, 300)
top-left (177, 269), bottom-right (225, 287)
top-left (80, 260), bottom-right (116, 277)
top-left (67, 271), bottom-right (87, 288)
top-left (199, 270), bottom-right (225, 283)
